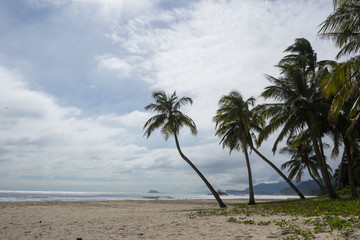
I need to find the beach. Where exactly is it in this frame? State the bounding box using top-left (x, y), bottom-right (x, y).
top-left (0, 199), bottom-right (358, 239)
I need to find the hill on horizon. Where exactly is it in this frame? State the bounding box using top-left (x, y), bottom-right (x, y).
top-left (225, 180), bottom-right (322, 196)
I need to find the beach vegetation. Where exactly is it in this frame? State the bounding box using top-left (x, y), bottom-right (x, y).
top-left (190, 197), bottom-right (360, 239)
top-left (257, 220), bottom-right (271, 225)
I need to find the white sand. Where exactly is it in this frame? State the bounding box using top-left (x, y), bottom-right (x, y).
top-left (0, 199), bottom-right (358, 239)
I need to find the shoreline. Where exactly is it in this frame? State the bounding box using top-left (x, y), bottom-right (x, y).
top-left (0, 189), bottom-right (302, 202)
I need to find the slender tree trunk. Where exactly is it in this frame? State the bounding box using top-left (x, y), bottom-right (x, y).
top-left (317, 137), bottom-right (329, 191)
top-left (344, 140), bottom-right (359, 198)
top-left (319, 138), bottom-right (328, 168)
top-left (307, 166), bottom-right (325, 193)
top-left (336, 151), bottom-right (346, 190)
top-left (244, 141), bottom-right (255, 205)
top-left (305, 114), bottom-right (338, 199)
top-left (250, 147), bottom-right (306, 199)
top-left (310, 134), bottom-right (339, 198)
top-left (174, 134), bottom-right (227, 208)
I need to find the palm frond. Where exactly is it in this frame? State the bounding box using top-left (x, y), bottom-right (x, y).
top-left (143, 90), bottom-right (197, 140)
top-left (318, 1), bottom-right (360, 58)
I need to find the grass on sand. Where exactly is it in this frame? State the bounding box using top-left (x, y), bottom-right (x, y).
top-left (189, 187), bottom-right (360, 240)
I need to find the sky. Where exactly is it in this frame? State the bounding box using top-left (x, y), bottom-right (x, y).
top-left (0, 0), bottom-right (342, 194)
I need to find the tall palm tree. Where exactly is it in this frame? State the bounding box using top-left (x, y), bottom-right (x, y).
top-left (214, 91), bottom-right (257, 205)
top-left (214, 91), bottom-right (305, 203)
top-left (279, 137), bottom-right (329, 193)
top-left (257, 38), bottom-right (339, 199)
top-left (321, 60), bottom-right (360, 197)
top-left (336, 110), bottom-right (359, 197)
top-left (144, 90), bottom-right (226, 208)
top-left (319, 0), bottom-right (360, 197)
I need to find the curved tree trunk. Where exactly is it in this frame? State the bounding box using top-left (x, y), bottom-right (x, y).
top-left (244, 141), bottom-right (256, 205)
top-left (250, 147), bottom-right (306, 199)
top-left (307, 166), bottom-right (325, 193)
top-left (318, 138), bottom-right (328, 169)
top-left (336, 151), bottom-right (346, 190)
top-left (344, 140), bottom-right (359, 198)
top-left (310, 135), bottom-right (339, 199)
top-left (174, 134), bottom-right (227, 208)
top-left (305, 115), bottom-right (338, 199)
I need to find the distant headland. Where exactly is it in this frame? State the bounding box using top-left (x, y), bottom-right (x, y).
top-left (148, 190), bottom-right (160, 193)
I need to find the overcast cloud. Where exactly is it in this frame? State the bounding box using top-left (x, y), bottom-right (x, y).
top-left (0, 0), bottom-right (341, 193)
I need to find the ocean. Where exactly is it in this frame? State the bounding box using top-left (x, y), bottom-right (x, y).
top-left (0, 190), bottom-right (297, 202)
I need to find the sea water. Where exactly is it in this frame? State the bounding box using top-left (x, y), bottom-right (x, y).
top-left (0, 190), bottom-right (297, 202)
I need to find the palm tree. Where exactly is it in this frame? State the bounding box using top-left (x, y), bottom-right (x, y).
top-left (319, 0), bottom-right (360, 136)
top-left (143, 90), bottom-right (226, 208)
top-left (336, 113), bottom-right (359, 197)
top-left (257, 38), bottom-right (339, 199)
top-left (214, 91), bottom-right (257, 205)
top-left (318, 0), bottom-right (360, 58)
top-left (321, 60), bottom-right (360, 197)
top-left (214, 91), bottom-right (305, 203)
top-left (321, 58), bottom-right (360, 133)
top-left (334, 142), bottom-right (360, 190)
top-left (279, 137), bottom-right (329, 193)
top-left (319, 0), bottom-right (360, 197)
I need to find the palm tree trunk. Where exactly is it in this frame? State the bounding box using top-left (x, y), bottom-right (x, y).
top-left (319, 138), bottom-right (327, 166)
top-left (305, 115), bottom-right (338, 199)
top-left (336, 151), bottom-right (345, 190)
top-left (310, 135), bottom-right (339, 199)
top-left (250, 147), bottom-right (306, 199)
top-left (307, 166), bottom-right (325, 193)
top-left (244, 142), bottom-right (256, 205)
top-left (173, 134), bottom-right (227, 208)
top-left (344, 140), bottom-right (359, 198)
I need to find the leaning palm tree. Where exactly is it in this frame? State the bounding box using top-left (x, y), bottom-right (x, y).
top-left (257, 38), bottom-right (339, 199)
top-left (214, 91), bottom-right (305, 203)
top-left (143, 90), bottom-right (226, 208)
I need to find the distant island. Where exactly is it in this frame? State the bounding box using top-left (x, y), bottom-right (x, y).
top-left (148, 190), bottom-right (160, 193)
top-left (208, 189), bottom-right (228, 196)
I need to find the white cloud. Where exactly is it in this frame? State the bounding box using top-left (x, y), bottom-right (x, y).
top-left (71, 0), bottom-right (158, 24)
top-left (0, 64), bottom-right (227, 193)
top-left (25, 0), bottom-right (70, 8)
top-left (117, 110), bottom-right (151, 128)
top-left (0, 66), bottom-right (137, 181)
top-left (111, 0), bottom-right (337, 134)
top-left (96, 54), bottom-right (133, 77)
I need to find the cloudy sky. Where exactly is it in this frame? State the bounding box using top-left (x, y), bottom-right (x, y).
top-left (0, 0), bottom-right (341, 193)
